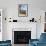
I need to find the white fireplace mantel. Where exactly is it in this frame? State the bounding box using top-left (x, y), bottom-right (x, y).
top-left (12, 22), bottom-right (37, 39)
top-left (12, 22), bottom-right (37, 28)
top-left (6, 22), bottom-right (37, 44)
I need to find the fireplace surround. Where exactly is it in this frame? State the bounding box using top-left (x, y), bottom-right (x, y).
top-left (12, 28), bottom-right (31, 44)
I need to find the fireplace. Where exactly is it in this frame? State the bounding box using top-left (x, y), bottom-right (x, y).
top-left (14, 31), bottom-right (31, 44)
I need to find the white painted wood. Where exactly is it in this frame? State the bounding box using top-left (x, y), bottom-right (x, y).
top-left (0, 9), bottom-right (3, 41)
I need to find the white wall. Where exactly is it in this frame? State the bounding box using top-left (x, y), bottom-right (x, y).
top-left (0, 0), bottom-right (45, 43)
top-left (2, 9), bottom-right (8, 40)
top-left (32, 9), bottom-right (45, 39)
top-left (0, 0), bottom-right (46, 11)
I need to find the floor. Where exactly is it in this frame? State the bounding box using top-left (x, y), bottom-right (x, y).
top-left (12, 44), bottom-right (29, 46)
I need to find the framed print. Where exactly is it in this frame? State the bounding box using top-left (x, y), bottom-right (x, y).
top-left (18, 4), bottom-right (28, 17)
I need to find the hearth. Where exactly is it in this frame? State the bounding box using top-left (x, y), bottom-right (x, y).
top-left (14, 31), bottom-right (31, 44)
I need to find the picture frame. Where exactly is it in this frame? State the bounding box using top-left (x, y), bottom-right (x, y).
top-left (18, 4), bottom-right (28, 17)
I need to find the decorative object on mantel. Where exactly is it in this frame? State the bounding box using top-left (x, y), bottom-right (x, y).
top-left (9, 21), bottom-right (11, 22)
top-left (34, 16), bottom-right (41, 23)
top-left (5, 18), bottom-right (6, 20)
top-left (9, 17), bottom-right (12, 22)
top-left (36, 16), bottom-right (41, 23)
top-left (13, 20), bottom-right (17, 22)
top-left (29, 18), bottom-right (34, 22)
top-left (18, 4), bottom-right (28, 17)
top-left (9, 18), bottom-right (11, 19)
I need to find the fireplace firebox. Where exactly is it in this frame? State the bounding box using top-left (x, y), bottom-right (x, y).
top-left (14, 31), bottom-right (31, 44)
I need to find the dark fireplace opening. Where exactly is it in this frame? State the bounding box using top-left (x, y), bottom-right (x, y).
top-left (14, 31), bottom-right (31, 44)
